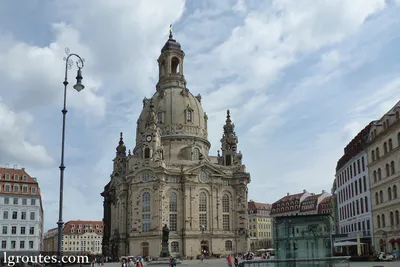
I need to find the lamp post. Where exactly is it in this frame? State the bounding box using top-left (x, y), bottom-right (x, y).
top-left (57, 48), bottom-right (85, 265)
top-left (201, 225), bottom-right (205, 254)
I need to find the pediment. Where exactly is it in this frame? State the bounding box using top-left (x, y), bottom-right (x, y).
top-left (185, 162), bottom-right (226, 176)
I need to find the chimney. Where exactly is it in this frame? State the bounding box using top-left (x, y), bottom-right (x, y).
top-left (322, 190), bottom-right (326, 194)
top-left (21, 168), bottom-right (25, 171)
top-left (13, 165), bottom-right (18, 169)
top-left (287, 192), bottom-right (290, 196)
top-left (303, 189), bottom-right (306, 193)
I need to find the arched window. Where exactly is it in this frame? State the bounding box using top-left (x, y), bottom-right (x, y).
top-left (388, 187), bottom-right (392, 201)
top-left (384, 142), bottom-right (388, 154)
top-left (171, 241), bottom-right (179, 252)
top-left (373, 171), bottom-right (377, 183)
top-left (391, 161), bottom-right (395, 175)
top-left (222, 194), bottom-right (230, 231)
top-left (376, 147), bottom-right (380, 159)
top-left (390, 212), bottom-right (394, 226)
top-left (192, 148), bottom-right (200, 161)
top-left (199, 192), bottom-right (208, 230)
top-left (382, 214), bottom-right (386, 227)
top-left (378, 168), bottom-right (382, 180)
top-left (225, 240), bottom-right (233, 251)
top-left (144, 147), bottom-right (150, 159)
top-left (169, 192), bottom-right (178, 231)
top-left (372, 150), bottom-right (375, 161)
top-left (171, 57), bottom-right (180, 74)
top-left (396, 210), bottom-right (400, 225)
top-left (377, 215), bottom-right (381, 228)
top-left (375, 192), bottom-right (379, 205)
top-left (380, 190), bottom-right (384, 203)
top-left (386, 164), bottom-right (390, 177)
top-left (393, 185), bottom-right (398, 199)
top-left (389, 139), bottom-right (393, 151)
top-left (142, 192), bottom-right (151, 232)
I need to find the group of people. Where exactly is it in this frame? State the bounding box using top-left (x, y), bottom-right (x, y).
top-left (226, 254), bottom-right (239, 267)
top-left (121, 256), bottom-right (145, 267)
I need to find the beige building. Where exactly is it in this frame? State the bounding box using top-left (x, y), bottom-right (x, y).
top-left (101, 29), bottom-right (251, 259)
top-left (248, 201), bottom-right (273, 251)
top-left (43, 220), bottom-right (103, 254)
top-left (367, 100), bottom-right (400, 253)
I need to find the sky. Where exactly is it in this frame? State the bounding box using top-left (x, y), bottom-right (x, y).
top-left (1, 0), bottom-right (400, 232)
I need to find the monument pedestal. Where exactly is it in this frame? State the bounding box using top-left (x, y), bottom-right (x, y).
top-left (159, 241), bottom-right (170, 257)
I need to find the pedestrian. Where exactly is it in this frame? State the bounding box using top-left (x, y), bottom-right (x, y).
top-left (234, 255), bottom-right (238, 267)
top-left (226, 254), bottom-right (233, 267)
top-left (121, 259), bottom-right (127, 267)
top-left (394, 248), bottom-right (398, 259)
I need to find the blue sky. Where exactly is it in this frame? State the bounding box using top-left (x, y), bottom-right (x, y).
top-left (0, 0), bottom-right (400, 231)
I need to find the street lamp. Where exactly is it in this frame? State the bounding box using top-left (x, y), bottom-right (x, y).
top-left (57, 48), bottom-right (85, 265)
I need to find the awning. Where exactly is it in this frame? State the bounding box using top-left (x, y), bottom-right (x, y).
top-left (334, 241), bottom-right (365, 247)
top-left (389, 239), bottom-right (396, 243)
top-left (396, 238), bottom-right (400, 243)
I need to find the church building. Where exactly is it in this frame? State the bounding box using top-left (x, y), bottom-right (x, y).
top-left (101, 28), bottom-right (251, 259)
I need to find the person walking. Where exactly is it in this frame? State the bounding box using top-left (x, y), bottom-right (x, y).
top-left (394, 248), bottom-right (398, 260)
top-left (234, 255), bottom-right (238, 267)
top-left (226, 254), bottom-right (233, 267)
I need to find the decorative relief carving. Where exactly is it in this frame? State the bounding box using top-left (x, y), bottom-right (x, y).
top-left (160, 125), bottom-right (207, 138)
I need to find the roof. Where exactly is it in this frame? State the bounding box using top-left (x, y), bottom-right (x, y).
top-left (63, 220), bottom-right (104, 234)
top-left (318, 195), bottom-right (333, 214)
top-left (270, 192), bottom-right (305, 215)
top-left (248, 201), bottom-right (272, 211)
top-left (0, 167), bottom-right (38, 183)
top-left (0, 167), bottom-right (41, 196)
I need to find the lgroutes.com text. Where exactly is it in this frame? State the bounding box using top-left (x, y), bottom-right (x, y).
top-left (2, 252), bottom-right (90, 266)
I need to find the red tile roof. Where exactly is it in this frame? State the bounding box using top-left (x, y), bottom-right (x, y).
top-left (0, 167), bottom-right (41, 196)
top-left (248, 201), bottom-right (272, 211)
top-left (300, 194), bottom-right (322, 212)
top-left (318, 195), bottom-right (333, 214)
top-left (63, 220), bottom-right (103, 234)
top-left (270, 192), bottom-right (305, 215)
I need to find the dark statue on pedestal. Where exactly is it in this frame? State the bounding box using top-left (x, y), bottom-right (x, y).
top-left (160, 224), bottom-right (170, 257)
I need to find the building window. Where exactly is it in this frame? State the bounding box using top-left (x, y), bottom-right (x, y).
top-left (169, 191), bottom-right (178, 231)
top-left (171, 241), bottom-right (179, 252)
top-left (384, 142), bottom-right (388, 154)
top-left (12, 212), bottom-right (17, 219)
top-left (390, 212), bottom-right (394, 226)
top-left (225, 240), bottom-right (233, 251)
top-left (11, 241), bottom-right (15, 249)
top-left (142, 192), bottom-right (151, 232)
top-left (382, 214), bottom-right (386, 227)
top-left (376, 147), bottom-right (380, 159)
top-left (5, 185), bottom-right (10, 192)
top-left (11, 226), bottom-right (16, 234)
top-left (388, 187), bottom-right (392, 201)
top-left (157, 112), bottom-right (163, 124)
top-left (391, 161), bottom-right (395, 175)
top-left (2, 226), bottom-right (7, 234)
top-left (371, 150), bottom-right (375, 161)
top-left (222, 194), bottom-right (230, 231)
top-left (31, 199), bottom-right (36, 205)
top-left (386, 164), bottom-right (390, 177)
top-left (29, 227), bottom-right (34, 235)
top-left (29, 241), bottom-right (34, 249)
top-left (1, 241), bottom-right (6, 249)
top-left (30, 212), bottom-right (35, 220)
top-left (20, 227), bottom-right (25, 235)
top-left (21, 212), bottom-right (26, 220)
top-left (31, 187), bottom-right (36, 194)
top-left (199, 192), bottom-right (208, 230)
top-left (141, 173), bottom-right (150, 182)
top-left (389, 139), bottom-right (393, 151)
top-left (192, 148), bottom-right (200, 161)
top-left (378, 168), bottom-right (382, 180)
top-left (394, 185), bottom-right (398, 199)
top-left (185, 109), bottom-right (193, 123)
top-left (377, 215), bottom-right (381, 228)
top-left (14, 185), bottom-right (19, 192)
top-left (22, 175), bottom-right (27, 182)
top-left (380, 190), bottom-right (384, 203)
top-left (22, 199), bottom-right (27, 205)
top-left (13, 198), bottom-right (18, 204)
top-left (5, 173), bottom-right (10, 180)
top-left (3, 211), bottom-right (8, 219)
top-left (144, 147), bottom-right (151, 159)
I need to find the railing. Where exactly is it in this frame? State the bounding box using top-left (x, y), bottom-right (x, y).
top-left (238, 257), bottom-right (350, 267)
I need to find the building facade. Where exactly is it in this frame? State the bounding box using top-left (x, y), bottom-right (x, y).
top-left (43, 220), bottom-right (103, 254)
top-left (248, 201), bottom-right (273, 251)
top-left (0, 166), bottom-right (44, 251)
top-left (335, 124), bottom-right (373, 253)
top-left (270, 190), bottom-right (333, 259)
top-left (101, 30), bottom-right (251, 259)
top-left (367, 101), bottom-right (400, 253)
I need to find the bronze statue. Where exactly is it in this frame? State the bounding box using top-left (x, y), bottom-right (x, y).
top-left (162, 224), bottom-right (170, 243)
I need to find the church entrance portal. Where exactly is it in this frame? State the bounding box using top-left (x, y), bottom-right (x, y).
top-left (201, 240), bottom-right (209, 254)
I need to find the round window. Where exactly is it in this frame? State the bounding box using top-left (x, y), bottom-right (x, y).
top-left (199, 171), bottom-right (208, 183)
top-left (142, 173), bottom-right (150, 182)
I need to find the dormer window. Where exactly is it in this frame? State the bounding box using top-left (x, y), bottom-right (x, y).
top-left (31, 187), bottom-right (36, 194)
top-left (22, 175), bottom-right (27, 181)
top-left (157, 112), bottom-right (164, 124)
top-left (5, 174), bottom-right (10, 180)
top-left (185, 106), bottom-right (193, 123)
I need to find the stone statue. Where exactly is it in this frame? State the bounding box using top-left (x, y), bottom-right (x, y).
top-left (162, 224), bottom-right (170, 243)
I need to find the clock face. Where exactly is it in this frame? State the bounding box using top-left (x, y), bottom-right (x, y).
top-left (146, 135), bottom-right (152, 142)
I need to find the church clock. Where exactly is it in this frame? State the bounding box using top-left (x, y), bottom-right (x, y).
top-left (146, 135), bottom-right (152, 142)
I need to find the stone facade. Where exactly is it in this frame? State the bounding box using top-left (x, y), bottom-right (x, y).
top-left (367, 100), bottom-right (400, 253)
top-left (101, 30), bottom-right (251, 259)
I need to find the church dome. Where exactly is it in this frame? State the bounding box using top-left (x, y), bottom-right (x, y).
top-left (136, 88), bottom-right (207, 143)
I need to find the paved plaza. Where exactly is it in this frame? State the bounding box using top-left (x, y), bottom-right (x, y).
top-left (97, 258), bottom-right (399, 267)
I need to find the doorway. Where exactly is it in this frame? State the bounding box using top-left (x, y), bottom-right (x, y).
top-left (201, 240), bottom-right (209, 255)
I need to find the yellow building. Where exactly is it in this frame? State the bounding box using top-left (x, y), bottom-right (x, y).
top-left (248, 200), bottom-right (273, 251)
top-left (43, 220), bottom-right (103, 254)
